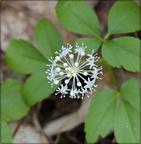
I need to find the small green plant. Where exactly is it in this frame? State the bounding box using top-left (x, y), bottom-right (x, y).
top-left (1, 0), bottom-right (140, 143)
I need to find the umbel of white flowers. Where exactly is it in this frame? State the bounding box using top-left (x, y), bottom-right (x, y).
top-left (46, 43), bottom-right (102, 99)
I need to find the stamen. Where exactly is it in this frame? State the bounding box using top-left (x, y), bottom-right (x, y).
top-left (67, 73), bottom-right (71, 77)
top-left (63, 63), bottom-right (68, 67)
top-left (72, 73), bottom-right (76, 77)
top-left (56, 67), bottom-right (61, 72)
top-left (77, 82), bottom-right (82, 87)
top-left (55, 56), bottom-right (60, 61)
top-left (65, 79), bottom-right (69, 84)
top-left (59, 72), bottom-right (64, 75)
top-left (75, 63), bottom-right (79, 66)
top-left (54, 80), bottom-right (59, 84)
top-left (69, 54), bottom-right (74, 59)
top-left (83, 71), bottom-right (88, 76)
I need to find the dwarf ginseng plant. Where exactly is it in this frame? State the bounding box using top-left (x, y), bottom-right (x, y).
top-left (1, 0), bottom-right (140, 143)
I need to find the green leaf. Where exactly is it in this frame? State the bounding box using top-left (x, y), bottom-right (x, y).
top-left (56, 1), bottom-right (101, 37)
top-left (1, 121), bottom-right (13, 143)
top-left (85, 89), bottom-right (116, 143)
top-left (1, 79), bottom-right (29, 121)
top-left (121, 78), bottom-right (140, 111)
top-left (115, 78), bottom-right (140, 143)
top-left (114, 99), bottom-right (140, 143)
top-left (74, 38), bottom-right (102, 53)
top-left (102, 37), bottom-right (140, 72)
top-left (35, 19), bottom-right (64, 58)
top-left (107, 1), bottom-right (140, 36)
top-left (5, 39), bottom-right (47, 74)
top-left (22, 71), bottom-right (59, 106)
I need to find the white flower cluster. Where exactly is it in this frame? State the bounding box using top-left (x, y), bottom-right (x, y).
top-left (46, 43), bottom-right (102, 99)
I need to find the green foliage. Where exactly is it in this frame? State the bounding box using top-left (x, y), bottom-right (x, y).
top-left (5, 39), bottom-right (47, 74)
top-left (23, 71), bottom-right (59, 106)
top-left (114, 79), bottom-right (140, 143)
top-left (85, 78), bottom-right (140, 143)
top-left (107, 0), bottom-right (140, 36)
top-left (74, 38), bottom-right (102, 53)
top-left (102, 37), bottom-right (140, 72)
top-left (114, 99), bottom-right (140, 143)
top-left (1, 79), bottom-right (29, 121)
top-left (1, 121), bottom-right (13, 143)
top-left (85, 89), bottom-right (116, 143)
top-left (5, 19), bottom-right (64, 106)
top-left (56, 0), bottom-right (140, 72)
top-left (56, 1), bottom-right (100, 37)
top-left (35, 19), bottom-right (63, 58)
top-left (4, 1), bottom-right (140, 143)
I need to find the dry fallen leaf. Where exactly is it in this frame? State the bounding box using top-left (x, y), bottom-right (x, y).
top-left (9, 122), bottom-right (49, 143)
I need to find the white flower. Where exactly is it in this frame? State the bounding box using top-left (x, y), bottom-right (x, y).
top-left (86, 51), bottom-right (99, 69)
top-left (74, 43), bottom-right (86, 56)
top-left (70, 88), bottom-right (79, 99)
top-left (84, 78), bottom-right (95, 90)
top-left (46, 43), bottom-right (102, 99)
top-left (56, 84), bottom-right (68, 98)
top-left (60, 44), bottom-right (72, 57)
top-left (79, 88), bottom-right (88, 99)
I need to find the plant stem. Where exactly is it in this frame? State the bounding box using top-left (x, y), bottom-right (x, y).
top-left (97, 34), bottom-right (120, 91)
top-left (13, 117), bottom-right (25, 137)
top-left (97, 36), bottom-right (103, 42)
top-left (106, 63), bottom-right (120, 91)
top-left (104, 34), bottom-right (110, 40)
top-left (99, 58), bottom-right (120, 91)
